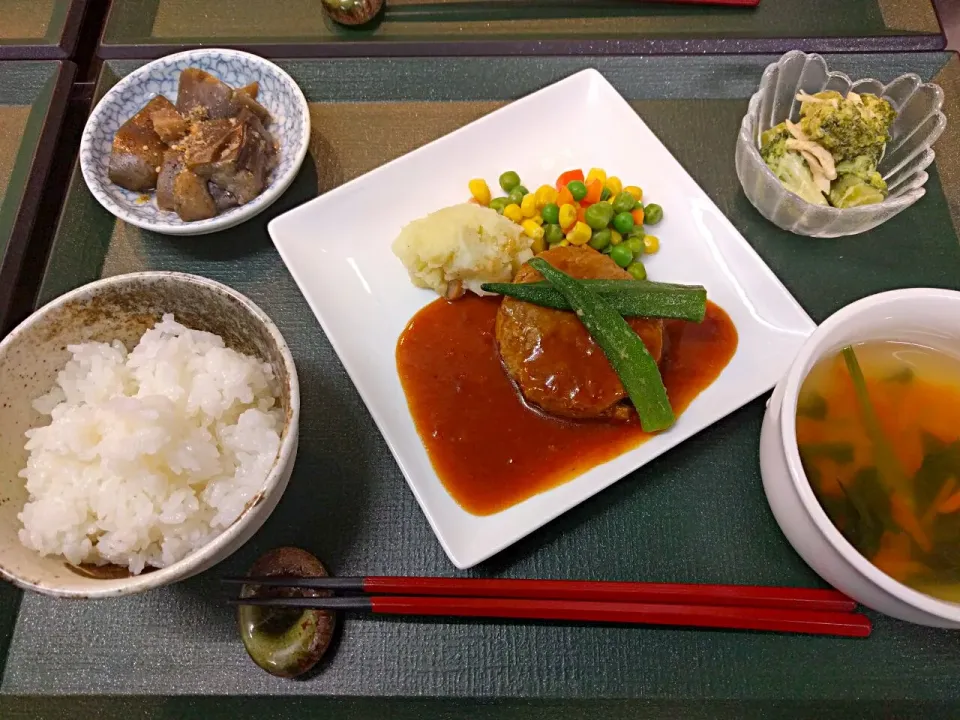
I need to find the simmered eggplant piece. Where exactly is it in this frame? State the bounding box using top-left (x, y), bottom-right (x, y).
top-left (173, 170), bottom-right (217, 221)
top-left (236, 82), bottom-right (259, 99)
top-left (176, 68), bottom-right (236, 120)
top-left (155, 150), bottom-right (184, 211)
top-left (203, 110), bottom-right (276, 205)
top-left (180, 118), bottom-right (239, 174)
top-left (107, 96), bottom-right (174, 191)
top-left (208, 182), bottom-right (240, 211)
top-left (150, 106), bottom-right (189, 144)
top-left (234, 92), bottom-right (272, 125)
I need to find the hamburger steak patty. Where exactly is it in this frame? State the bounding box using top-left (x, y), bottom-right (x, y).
top-left (495, 246), bottom-right (664, 420)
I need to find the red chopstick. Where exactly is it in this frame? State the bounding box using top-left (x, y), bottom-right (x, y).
top-left (232, 595), bottom-right (870, 638)
top-left (225, 575), bottom-right (856, 612)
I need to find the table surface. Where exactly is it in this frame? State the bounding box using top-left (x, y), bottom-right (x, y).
top-left (0, 0), bottom-right (85, 60)
top-left (1, 52), bottom-right (959, 719)
top-left (98, 0), bottom-right (946, 57)
top-left (0, 60), bottom-right (73, 334)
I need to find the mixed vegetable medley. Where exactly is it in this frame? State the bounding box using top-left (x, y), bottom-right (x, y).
top-left (468, 168), bottom-right (664, 281)
top-left (760, 90), bottom-right (896, 209)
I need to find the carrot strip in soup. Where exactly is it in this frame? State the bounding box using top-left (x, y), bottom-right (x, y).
top-left (938, 489), bottom-right (960, 514)
top-left (890, 494), bottom-right (932, 552)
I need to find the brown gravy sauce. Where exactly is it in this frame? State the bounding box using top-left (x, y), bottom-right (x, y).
top-left (396, 296), bottom-right (737, 515)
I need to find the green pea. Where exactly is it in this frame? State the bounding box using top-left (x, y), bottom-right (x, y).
top-left (610, 244), bottom-right (633, 268)
top-left (489, 197), bottom-right (509, 214)
top-left (543, 223), bottom-right (565, 245)
top-left (626, 236), bottom-right (644, 257)
top-left (627, 261), bottom-right (648, 281)
top-left (541, 203), bottom-right (560, 225)
top-left (644, 203), bottom-right (664, 225)
top-left (583, 202), bottom-right (613, 230)
top-left (567, 180), bottom-right (587, 201)
top-left (601, 244), bottom-right (613, 255)
top-left (499, 171), bottom-right (521, 192)
top-left (612, 193), bottom-right (636, 214)
top-left (600, 187), bottom-right (612, 201)
top-left (613, 212), bottom-right (635, 234)
top-left (508, 187), bottom-right (525, 205)
top-left (584, 203), bottom-right (613, 230)
top-left (627, 225), bottom-right (645, 240)
top-left (588, 229), bottom-right (611, 251)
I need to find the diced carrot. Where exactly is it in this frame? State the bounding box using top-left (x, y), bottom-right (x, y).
top-left (890, 494), bottom-right (932, 553)
top-left (938, 489), bottom-right (960, 514)
top-left (576, 204), bottom-right (587, 224)
top-left (923, 477), bottom-right (956, 524)
top-left (581, 178), bottom-right (603, 207)
top-left (872, 532), bottom-right (923, 580)
top-left (555, 169), bottom-right (584, 191)
top-left (632, 207), bottom-right (645, 225)
top-left (556, 185), bottom-right (574, 207)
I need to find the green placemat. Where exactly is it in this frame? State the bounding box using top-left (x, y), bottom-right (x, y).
top-left (99, 0), bottom-right (945, 57)
top-left (0, 60), bottom-right (73, 333)
top-left (0, 0), bottom-right (83, 60)
top-left (2, 53), bottom-right (960, 719)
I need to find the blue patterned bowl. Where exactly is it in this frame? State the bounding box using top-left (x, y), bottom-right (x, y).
top-left (80, 49), bottom-right (310, 236)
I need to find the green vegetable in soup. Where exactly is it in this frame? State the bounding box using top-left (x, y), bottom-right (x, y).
top-left (842, 345), bottom-right (910, 498)
top-left (797, 391), bottom-right (828, 420)
top-left (799, 442), bottom-right (855, 465)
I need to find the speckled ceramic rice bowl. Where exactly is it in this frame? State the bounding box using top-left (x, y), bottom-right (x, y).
top-left (0, 272), bottom-right (300, 598)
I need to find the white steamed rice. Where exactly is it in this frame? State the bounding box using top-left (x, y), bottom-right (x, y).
top-left (18, 314), bottom-right (283, 574)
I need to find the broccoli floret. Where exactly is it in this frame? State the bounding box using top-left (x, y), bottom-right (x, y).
top-left (766, 150), bottom-right (829, 206)
top-left (829, 154), bottom-right (887, 208)
top-left (760, 122), bottom-right (790, 158)
top-left (798, 91), bottom-right (895, 162)
top-left (829, 174), bottom-right (886, 208)
top-left (834, 155), bottom-right (887, 194)
top-left (759, 122), bottom-right (827, 205)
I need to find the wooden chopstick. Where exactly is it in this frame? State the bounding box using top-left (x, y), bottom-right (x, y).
top-left (222, 576), bottom-right (856, 612)
top-left (228, 595), bottom-right (871, 638)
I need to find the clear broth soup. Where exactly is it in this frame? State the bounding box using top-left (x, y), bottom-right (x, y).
top-left (797, 340), bottom-right (960, 602)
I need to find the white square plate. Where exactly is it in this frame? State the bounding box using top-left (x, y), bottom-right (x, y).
top-left (269, 69), bottom-right (816, 569)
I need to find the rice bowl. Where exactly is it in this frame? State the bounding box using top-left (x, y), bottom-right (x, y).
top-left (0, 272), bottom-right (299, 598)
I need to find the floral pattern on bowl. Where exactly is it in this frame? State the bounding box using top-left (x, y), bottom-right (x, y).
top-left (735, 51), bottom-right (946, 238)
top-left (80, 49), bottom-right (310, 236)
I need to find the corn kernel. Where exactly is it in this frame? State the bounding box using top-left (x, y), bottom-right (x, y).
top-left (606, 176), bottom-right (623, 195)
top-left (531, 235), bottom-right (547, 254)
top-left (535, 184), bottom-right (558, 208)
top-left (522, 218), bottom-right (545, 239)
top-left (520, 193), bottom-right (538, 218)
top-left (625, 185), bottom-right (643, 202)
top-left (503, 203), bottom-right (523, 223)
top-left (558, 239), bottom-right (571, 247)
top-left (643, 234), bottom-right (660, 254)
top-left (468, 178), bottom-right (491, 206)
top-left (558, 203), bottom-right (578, 231)
top-left (585, 168), bottom-right (607, 187)
top-left (566, 221), bottom-right (592, 246)
top-left (610, 229), bottom-right (623, 245)
top-left (530, 214), bottom-right (544, 226)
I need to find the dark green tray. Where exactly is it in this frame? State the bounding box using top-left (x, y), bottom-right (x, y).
top-left (98, 0), bottom-right (946, 58)
top-left (0, 0), bottom-right (86, 60)
top-left (3, 53), bottom-right (960, 719)
top-left (0, 60), bottom-right (73, 332)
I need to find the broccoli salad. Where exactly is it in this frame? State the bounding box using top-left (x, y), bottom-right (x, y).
top-left (759, 90), bottom-right (896, 209)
